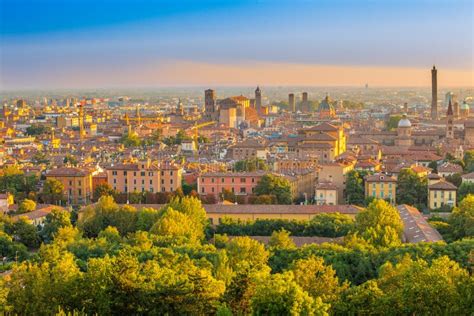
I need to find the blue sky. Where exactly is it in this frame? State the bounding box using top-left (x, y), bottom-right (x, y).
top-left (1, 0), bottom-right (472, 88)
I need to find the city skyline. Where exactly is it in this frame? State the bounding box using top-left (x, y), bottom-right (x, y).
top-left (1, 0), bottom-right (473, 89)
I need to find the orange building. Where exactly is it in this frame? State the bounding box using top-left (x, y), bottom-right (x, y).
top-left (106, 160), bottom-right (182, 194)
top-left (46, 167), bottom-right (93, 204)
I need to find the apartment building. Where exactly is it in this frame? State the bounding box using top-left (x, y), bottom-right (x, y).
top-left (197, 171), bottom-right (266, 198)
top-left (106, 160), bottom-right (182, 194)
top-left (365, 173), bottom-right (397, 203)
top-left (46, 167), bottom-right (93, 204)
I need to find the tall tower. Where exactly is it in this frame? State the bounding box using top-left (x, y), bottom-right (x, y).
top-left (302, 92), bottom-right (308, 112)
top-left (431, 65), bottom-right (438, 120)
top-left (289, 93), bottom-right (296, 113)
top-left (204, 89), bottom-right (216, 113)
top-left (446, 99), bottom-right (454, 139)
top-left (135, 104), bottom-right (141, 125)
top-left (255, 86), bottom-right (262, 113)
top-left (78, 102), bottom-right (85, 141)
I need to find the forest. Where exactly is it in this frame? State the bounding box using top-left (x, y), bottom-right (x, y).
top-left (0, 196), bottom-right (473, 315)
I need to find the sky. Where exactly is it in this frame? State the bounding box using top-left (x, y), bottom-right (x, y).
top-left (0, 0), bottom-right (473, 89)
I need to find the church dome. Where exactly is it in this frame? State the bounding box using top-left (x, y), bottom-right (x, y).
top-left (319, 94), bottom-right (334, 111)
top-left (398, 115), bottom-right (412, 128)
top-left (461, 101), bottom-right (470, 110)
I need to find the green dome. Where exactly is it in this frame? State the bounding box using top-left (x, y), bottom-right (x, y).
top-left (461, 101), bottom-right (470, 110)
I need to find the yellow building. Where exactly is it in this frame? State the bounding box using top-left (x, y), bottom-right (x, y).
top-left (365, 173), bottom-right (397, 203)
top-left (106, 160), bottom-right (182, 194)
top-left (297, 122), bottom-right (347, 158)
top-left (428, 180), bottom-right (457, 210)
top-left (129, 204), bottom-right (361, 225)
top-left (46, 167), bottom-right (93, 204)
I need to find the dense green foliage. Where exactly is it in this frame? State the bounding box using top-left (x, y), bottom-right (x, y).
top-left (234, 158), bottom-right (269, 172)
top-left (215, 213), bottom-right (354, 238)
top-left (345, 170), bottom-right (371, 205)
top-left (396, 168), bottom-right (428, 207)
top-left (0, 166), bottom-right (38, 202)
top-left (458, 182), bottom-right (474, 202)
top-left (254, 174), bottom-right (292, 204)
top-left (386, 115), bottom-right (402, 131)
top-left (0, 197), bottom-right (472, 315)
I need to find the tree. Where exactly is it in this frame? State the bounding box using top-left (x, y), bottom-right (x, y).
top-left (150, 207), bottom-right (200, 244)
top-left (222, 189), bottom-right (236, 203)
top-left (428, 160), bottom-right (438, 173)
top-left (306, 213), bottom-right (354, 237)
top-left (396, 168), bottom-right (427, 206)
top-left (457, 182), bottom-right (474, 203)
top-left (25, 124), bottom-right (48, 136)
top-left (448, 194), bottom-right (474, 240)
top-left (254, 174), bottom-right (292, 204)
top-left (234, 158), bottom-right (269, 172)
top-left (386, 115), bottom-right (402, 131)
top-left (226, 236), bottom-right (269, 272)
top-left (354, 199), bottom-right (404, 247)
top-left (40, 208), bottom-right (72, 243)
top-left (345, 170), bottom-right (369, 205)
top-left (291, 256), bottom-right (348, 304)
top-left (268, 229), bottom-right (295, 249)
top-left (135, 207), bottom-right (161, 231)
top-left (120, 132), bottom-right (141, 147)
top-left (375, 255), bottom-right (471, 315)
top-left (41, 179), bottom-right (64, 205)
top-left (78, 195), bottom-right (137, 237)
top-left (445, 173), bottom-right (462, 188)
top-left (63, 154), bottom-right (79, 166)
top-left (93, 183), bottom-right (115, 202)
top-left (463, 150), bottom-right (474, 172)
top-left (11, 217), bottom-right (40, 248)
top-left (250, 272), bottom-right (328, 316)
top-left (17, 199), bottom-right (36, 214)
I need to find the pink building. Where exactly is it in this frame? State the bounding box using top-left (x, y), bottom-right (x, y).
top-left (197, 171), bottom-right (266, 198)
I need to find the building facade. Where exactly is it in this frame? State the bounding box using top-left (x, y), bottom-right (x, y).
top-left (106, 160), bottom-right (182, 194)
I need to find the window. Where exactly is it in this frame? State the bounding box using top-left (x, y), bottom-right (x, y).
top-left (150, 188), bottom-right (153, 193)
top-left (202, 187), bottom-right (205, 193)
top-left (380, 191), bottom-right (384, 198)
top-left (134, 172), bottom-right (137, 176)
top-left (161, 179), bottom-right (164, 184)
top-left (125, 179), bottom-right (128, 184)
top-left (69, 180), bottom-right (72, 186)
top-left (240, 178), bottom-right (246, 183)
top-left (212, 187), bottom-right (215, 193)
top-left (202, 178), bottom-right (205, 183)
top-left (161, 171), bottom-right (164, 176)
top-left (141, 172), bottom-right (145, 176)
top-left (113, 179), bottom-right (116, 184)
top-left (232, 178), bottom-right (234, 183)
top-left (141, 180), bottom-right (144, 185)
top-left (149, 180), bottom-right (153, 185)
top-left (170, 171), bottom-right (173, 176)
top-left (240, 187), bottom-right (246, 193)
top-left (124, 187), bottom-right (128, 192)
top-left (112, 171), bottom-right (117, 176)
top-left (252, 178), bottom-right (255, 183)
top-left (148, 172), bottom-right (153, 176)
top-left (221, 178), bottom-right (224, 183)
top-left (212, 178), bottom-right (215, 183)
top-left (134, 179), bottom-right (137, 185)
top-left (124, 171), bottom-right (127, 176)
top-left (170, 179), bottom-right (173, 184)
